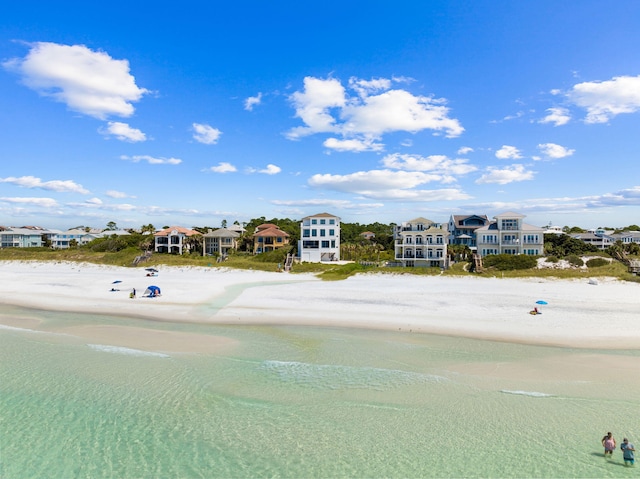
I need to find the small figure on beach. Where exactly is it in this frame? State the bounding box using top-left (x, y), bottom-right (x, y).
top-left (602, 432), bottom-right (616, 457)
top-left (621, 438), bottom-right (635, 466)
top-left (130, 288), bottom-right (136, 299)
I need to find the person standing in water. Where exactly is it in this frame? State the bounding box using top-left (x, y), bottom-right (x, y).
top-left (602, 432), bottom-right (616, 457)
top-left (621, 438), bottom-right (635, 466)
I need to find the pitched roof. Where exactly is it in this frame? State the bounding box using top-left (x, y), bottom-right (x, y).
top-left (154, 226), bottom-right (201, 237)
top-left (253, 226), bottom-right (289, 238)
top-left (301, 212), bottom-right (340, 220)
top-left (203, 228), bottom-right (240, 238)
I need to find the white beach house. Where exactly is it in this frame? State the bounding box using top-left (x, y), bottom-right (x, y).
top-left (475, 212), bottom-right (544, 257)
top-left (298, 213), bottom-right (341, 262)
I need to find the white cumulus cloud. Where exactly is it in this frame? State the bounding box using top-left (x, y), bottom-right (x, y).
top-left (0, 175), bottom-right (89, 193)
top-left (323, 137), bottom-right (384, 152)
top-left (192, 123), bottom-right (222, 144)
top-left (286, 76), bottom-right (463, 152)
top-left (476, 164), bottom-right (534, 184)
top-left (247, 164), bottom-right (281, 175)
top-left (100, 121), bottom-right (146, 142)
top-left (539, 107), bottom-right (571, 126)
top-left (3, 42), bottom-right (148, 119)
top-left (495, 145), bottom-right (522, 160)
top-left (537, 143), bottom-right (575, 159)
top-left (244, 92), bottom-right (262, 111)
top-left (381, 153), bottom-right (477, 176)
top-left (567, 75), bottom-right (640, 123)
top-left (207, 162), bottom-right (237, 173)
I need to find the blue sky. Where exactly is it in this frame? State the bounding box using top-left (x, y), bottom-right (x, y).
top-left (2, 1), bottom-right (640, 231)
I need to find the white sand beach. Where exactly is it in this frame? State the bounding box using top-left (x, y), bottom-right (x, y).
top-left (1, 260), bottom-right (639, 350)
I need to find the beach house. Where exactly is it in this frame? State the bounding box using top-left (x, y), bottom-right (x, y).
top-left (154, 226), bottom-right (201, 254)
top-left (0, 226), bottom-right (48, 248)
top-left (202, 228), bottom-right (240, 257)
top-left (475, 212), bottom-right (544, 257)
top-left (298, 212), bottom-right (341, 262)
top-left (394, 217), bottom-right (448, 268)
top-left (252, 223), bottom-right (290, 254)
top-left (447, 214), bottom-right (489, 249)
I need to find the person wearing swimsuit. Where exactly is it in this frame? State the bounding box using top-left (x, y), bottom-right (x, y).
top-left (602, 432), bottom-right (616, 457)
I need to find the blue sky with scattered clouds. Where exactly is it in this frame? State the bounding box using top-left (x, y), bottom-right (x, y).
top-left (2, 1), bottom-right (640, 230)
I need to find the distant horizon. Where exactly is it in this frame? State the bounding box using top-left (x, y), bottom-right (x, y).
top-left (2, 2), bottom-right (640, 230)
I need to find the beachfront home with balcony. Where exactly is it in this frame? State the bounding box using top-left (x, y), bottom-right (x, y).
top-left (51, 228), bottom-right (102, 249)
top-left (298, 212), bottom-right (340, 262)
top-left (475, 212), bottom-right (544, 257)
top-left (447, 214), bottom-right (489, 249)
top-left (252, 223), bottom-right (290, 254)
top-left (203, 228), bottom-right (240, 257)
top-left (154, 226), bottom-right (201, 255)
top-left (394, 217), bottom-right (448, 268)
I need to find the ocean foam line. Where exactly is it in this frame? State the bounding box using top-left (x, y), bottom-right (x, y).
top-left (500, 389), bottom-right (554, 398)
top-left (260, 359), bottom-right (447, 390)
top-left (87, 344), bottom-right (170, 358)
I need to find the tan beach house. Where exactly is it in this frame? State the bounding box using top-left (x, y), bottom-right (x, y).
top-left (252, 223), bottom-right (290, 254)
top-left (394, 217), bottom-right (448, 268)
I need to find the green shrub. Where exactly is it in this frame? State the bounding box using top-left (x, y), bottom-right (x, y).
top-left (565, 255), bottom-right (584, 267)
top-left (546, 256), bottom-right (559, 263)
top-left (586, 257), bottom-right (609, 268)
top-left (483, 254), bottom-right (538, 270)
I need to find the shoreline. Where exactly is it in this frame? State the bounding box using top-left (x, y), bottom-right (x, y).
top-left (2, 260), bottom-right (640, 350)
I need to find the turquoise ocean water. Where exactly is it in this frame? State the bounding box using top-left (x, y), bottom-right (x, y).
top-left (1, 304), bottom-right (639, 478)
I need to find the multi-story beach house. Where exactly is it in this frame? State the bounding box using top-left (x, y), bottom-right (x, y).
top-left (447, 214), bottom-right (489, 249)
top-left (202, 228), bottom-right (240, 257)
top-left (298, 212), bottom-right (341, 262)
top-left (475, 212), bottom-right (544, 257)
top-left (394, 217), bottom-right (448, 268)
top-left (569, 229), bottom-right (615, 250)
top-left (154, 226), bottom-right (201, 255)
top-left (51, 228), bottom-right (103, 249)
top-left (0, 227), bottom-right (48, 248)
top-left (252, 223), bottom-right (290, 254)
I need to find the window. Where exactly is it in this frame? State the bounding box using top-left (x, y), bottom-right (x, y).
top-left (321, 240), bottom-right (330, 248)
top-left (501, 219), bottom-right (518, 231)
top-left (320, 219), bottom-right (326, 224)
top-left (320, 229), bottom-right (326, 237)
top-left (312, 229), bottom-right (317, 237)
top-left (329, 219), bottom-right (335, 224)
top-left (312, 219), bottom-right (317, 225)
top-left (331, 240), bottom-right (335, 248)
top-left (329, 229), bottom-right (335, 236)
top-left (277, 237), bottom-right (283, 243)
top-left (303, 240), bottom-right (319, 248)
top-left (303, 229), bottom-right (310, 238)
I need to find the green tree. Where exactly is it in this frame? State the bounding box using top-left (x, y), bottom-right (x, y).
top-left (106, 221), bottom-right (117, 231)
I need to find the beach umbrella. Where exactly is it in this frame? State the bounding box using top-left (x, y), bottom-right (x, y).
top-left (536, 300), bottom-right (548, 305)
top-left (145, 268), bottom-right (159, 273)
top-left (112, 280), bottom-right (122, 284)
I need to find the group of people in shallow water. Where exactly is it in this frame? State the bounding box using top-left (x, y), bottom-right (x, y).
top-left (602, 432), bottom-right (635, 465)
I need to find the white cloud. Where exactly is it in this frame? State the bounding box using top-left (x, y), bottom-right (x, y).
top-left (105, 190), bottom-right (135, 199)
top-left (537, 143), bottom-right (575, 159)
top-left (271, 198), bottom-right (383, 209)
top-left (192, 123), bottom-right (222, 144)
top-left (100, 121), bottom-right (146, 142)
top-left (207, 162), bottom-right (237, 173)
top-left (457, 146), bottom-right (473, 155)
top-left (0, 196), bottom-right (58, 207)
top-left (3, 42), bottom-right (148, 119)
top-left (567, 75), bottom-right (640, 123)
top-left (323, 137), bottom-right (384, 152)
top-left (247, 164), bottom-right (281, 175)
top-left (286, 76), bottom-right (463, 147)
top-left (308, 169), bottom-right (470, 201)
top-left (539, 107), bottom-right (571, 126)
top-left (476, 164), bottom-right (534, 184)
top-left (0, 175), bottom-right (89, 193)
top-left (381, 153), bottom-right (477, 176)
top-left (495, 145), bottom-right (522, 160)
top-left (244, 92), bottom-right (262, 111)
top-left (120, 155), bottom-right (182, 165)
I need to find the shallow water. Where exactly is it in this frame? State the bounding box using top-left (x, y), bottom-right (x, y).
top-left (1, 305), bottom-right (638, 478)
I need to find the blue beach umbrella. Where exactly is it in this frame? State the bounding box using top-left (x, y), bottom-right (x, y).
top-left (536, 300), bottom-right (548, 305)
top-left (112, 280), bottom-right (122, 284)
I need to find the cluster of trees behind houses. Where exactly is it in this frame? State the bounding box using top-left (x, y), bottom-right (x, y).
top-left (60, 218), bottom-right (640, 270)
